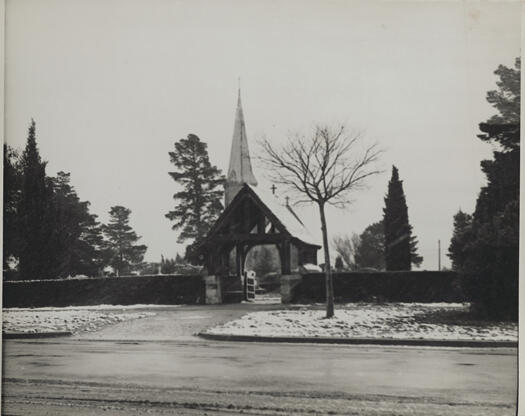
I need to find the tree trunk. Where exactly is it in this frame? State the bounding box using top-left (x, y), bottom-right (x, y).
top-left (319, 202), bottom-right (334, 318)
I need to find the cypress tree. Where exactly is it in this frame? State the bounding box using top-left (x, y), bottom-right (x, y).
top-left (383, 165), bottom-right (422, 270)
top-left (18, 120), bottom-right (55, 279)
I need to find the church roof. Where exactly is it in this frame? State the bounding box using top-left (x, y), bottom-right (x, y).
top-left (227, 90), bottom-right (257, 186)
top-left (253, 185), bottom-right (320, 247)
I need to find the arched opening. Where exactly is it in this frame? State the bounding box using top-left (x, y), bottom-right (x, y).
top-left (244, 244), bottom-right (282, 298)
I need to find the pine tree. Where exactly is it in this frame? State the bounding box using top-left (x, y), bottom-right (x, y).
top-left (165, 134), bottom-right (224, 264)
top-left (103, 206), bottom-right (147, 276)
top-left (383, 166), bottom-right (422, 270)
top-left (18, 120), bottom-right (56, 279)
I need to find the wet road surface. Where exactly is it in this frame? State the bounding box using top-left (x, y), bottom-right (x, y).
top-left (2, 304), bottom-right (518, 415)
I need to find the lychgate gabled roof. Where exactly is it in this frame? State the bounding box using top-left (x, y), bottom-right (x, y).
top-left (253, 186), bottom-right (319, 247)
top-left (201, 184), bottom-right (320, 249)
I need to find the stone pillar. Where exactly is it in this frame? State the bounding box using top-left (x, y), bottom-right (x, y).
top-left (204, 275), bottom-right (222, 304)
top-left (280, 274), bottom-right (302, 304)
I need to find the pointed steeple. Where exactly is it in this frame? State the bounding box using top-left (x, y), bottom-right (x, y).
top-left (225, 87), bottom-right (257, 206)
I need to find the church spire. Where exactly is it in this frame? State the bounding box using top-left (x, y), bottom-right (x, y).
top-left (225, 87), bottom-right (257, 206)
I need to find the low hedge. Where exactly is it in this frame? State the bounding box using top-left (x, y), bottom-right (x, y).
top-left (3, 274), bottom-right (205, 308)
top-left (291, 271), bottom-right (463, 303)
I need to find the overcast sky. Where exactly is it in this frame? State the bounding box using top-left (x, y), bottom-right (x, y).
top-left (5, 0), bottom-right (521, 269)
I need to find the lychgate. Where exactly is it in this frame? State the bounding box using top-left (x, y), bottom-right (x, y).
top-left (198, 89), bottom-right (320, 303)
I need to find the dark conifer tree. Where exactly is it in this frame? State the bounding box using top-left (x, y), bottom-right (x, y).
top-left (48, 172), bottom-right (85, 276)
top-left (447, 210), bottom-right (473, 271)
top-left (409, 236), bottom-right (423, 268)
top-left (18, 120), bottom-right (56, 279)
top-left (8, 122), bottom-right (106, 279)
top-left (75, 206), bottom-right (106, 276)
top-left (461, 58), bottom-right (520, 320)
top-left (160, 256), bottom-right (177, 274)
top-left (165, 134), bottom-right (224, 264)
top-left (103, 205), bottom-right (147, 276)
top-left (383, 166), bottom-right (422, 270)
top-left (48, 172), bottom-right (105, 277)
top-left (354, 221), bottom-right (385, 270)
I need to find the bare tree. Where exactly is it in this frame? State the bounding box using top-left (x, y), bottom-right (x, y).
top-left (260, 124), bottom-right (381, 318)
top-left (332, 233), bottom-right (360, 270)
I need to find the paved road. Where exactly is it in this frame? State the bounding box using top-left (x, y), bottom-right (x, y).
top-left (2, 305), bottom-right (518, 415)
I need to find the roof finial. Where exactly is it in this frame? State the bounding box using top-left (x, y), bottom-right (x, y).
top-left (237, 77), bottom-right (241, 104)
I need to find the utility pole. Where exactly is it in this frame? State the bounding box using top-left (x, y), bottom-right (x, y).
top-left (438, 239), bottom-right (441, 271)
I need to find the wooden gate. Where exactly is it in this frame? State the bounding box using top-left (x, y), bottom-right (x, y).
top-left (244, 271), bottom-right (256, 301)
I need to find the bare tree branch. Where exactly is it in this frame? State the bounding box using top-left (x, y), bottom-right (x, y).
top-left (332, 233), bottom-right (358, 269)
top-left (259, 124), bottom-right (383, 206)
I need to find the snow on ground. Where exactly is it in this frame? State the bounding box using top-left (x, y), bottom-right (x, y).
top-left (3, 307), bottom-right (156, 334)
top-left (6, 304), bottom-right (180, 311)
top-left (205, 303), bottom-right (518, 341)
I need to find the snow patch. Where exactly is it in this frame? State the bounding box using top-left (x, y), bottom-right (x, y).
top-left (205, 303), bottom-right (517, 341)
top-left (3, 307), bottom-right (156, 334)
